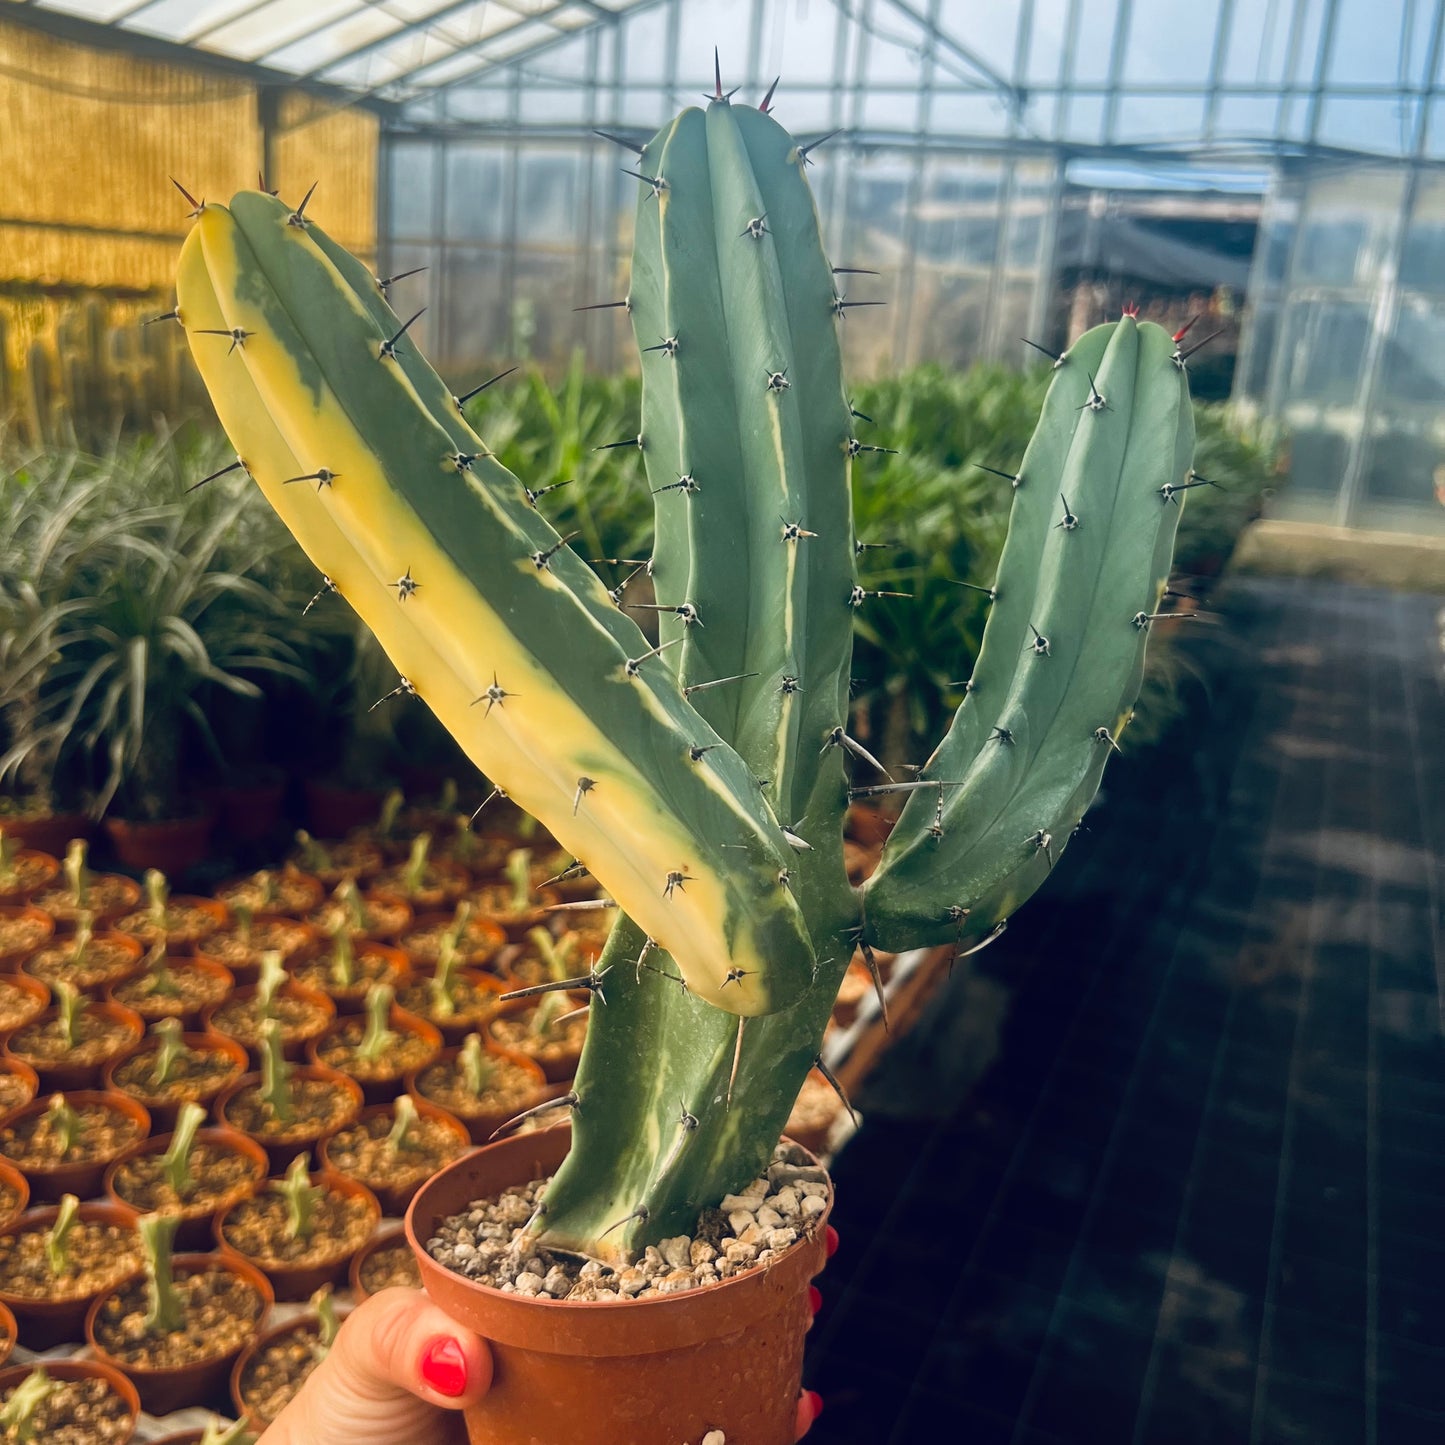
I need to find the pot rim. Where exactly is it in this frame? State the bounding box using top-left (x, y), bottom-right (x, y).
top-left (213, 1167), bottom-right (381, 1268)
top-left (102, 1123), bottom-right (268, 1216)
top-left (0, 1354), bottom-right (142, 1428)
top-left (0, 1089), bottom-right (152, 1175)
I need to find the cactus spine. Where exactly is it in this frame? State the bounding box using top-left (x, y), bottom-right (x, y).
top-left (178, 91), bottom-right (1193, 1264)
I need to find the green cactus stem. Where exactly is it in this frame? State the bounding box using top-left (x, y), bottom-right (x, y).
top-left (271, 1155), bottom-right (321, 1241)
top-left (44, 1094), bottom-right (81, 1155)
top-left (387, 1094), bottom-right (422, 1151)
top-left (428, 936), bottom-right (460, 1020)
top-left (62, 839), bottom-right (90, 906)
top-left (444, 900), bottom-right (474, 950)
top-left (44, 1194), bottom-right (80, 1276)
top-left (255, 950), bottom-right (287, 1020)
top-left (199, 1419), bottom-right (258, 1445)
top-left (140, 942), bottom-right (181, 998)
top-left (458, 1033), bottom-right (493, 1096)
top-left (293, 830), bottom-right (329, 872)
top-left (55, 980), bottom-right (85, 1050)
top-left (161, 1101), bottom-right (207, 1198)
top-left (334, 879), bottom-right (366, 934)
top-left (437, 779), bottom-right (458, 814)
top-left (376, 788), bottom-right (405, 838)
top-left (357, 982), bottom-right (397, 1064)
top-left (140, 1212), bottom-right (185, 1334)
top-left (68, 913), bottom-right (94, 966)
top-left (402, 833), bottom-right (433, 895)
top-left (150, 1017), bottom-right (187, 1087)
top-left (144, 869), bottom-right (170, 925)
top-left (310, 1284), bottom-right (341, 1360)
top-left (530, 990), bottom-right (569, 1039)
top-left (234, 904), bottom-right (254, 946)
top-left (259, 1018), bottom-right (294, 1122)
top-left (328, 927), bottom-right (356, 989)
top-left (447, 815), bottom-right (481, 867)
top-left (503, 849), bottom-right (532, 914)
top-left (0, 1366), bottom-right (57, 1442)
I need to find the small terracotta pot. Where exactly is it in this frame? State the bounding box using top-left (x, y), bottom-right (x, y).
top-left (0, 1357), bottom-right (140, 1441)
top-left (20, 928), bottom-right (144, 995)
top-left (105, 955), bottom-right (235, 1030)
top-left (468, 886), bottom-right (562, 943)
top-left (307, 1003), bottom-right (443, 1106)
top-left (112, 895), bottom-right (228, 956)
top-left (0, 1090), bottom-right (152, 1202)
top-left (215, 1169), bottom-right (380, 1301)
top-left (304, 780), bottom-right (388, 839)
top-left (0, 906), bottom-right (54, 972)
top-left (197, 914), bottom-right (320, 987)
top-left (406, 1127), bottom-right (831, 1445)
top-left (229, 1310), bottom-right (327, 1429)
top-left (85, 1251), bottom-right (274, 1415)
top-left (102, 1030), bottom-right (250, 1133)
top-left (0, 1059), bottom-right (38, 1124)
top-left (400, 968), bottom-right (507, 1047)
top-left (104, 1125), bottom-right (268, 1251)
top-left (0, 850), bottom-right (60, 905)
top-left (39, 872), bottom-right (142, 931)
top-left (0, 1199), bottom-right (140, 1348)
top-left (308, 888), bottom-right (413, 946)
top-left (0, 973), bottom-right (51, 1035)
top-left (102, 813), bottom-right (215, 877)
top-left (0, 1160), bottom-right (29, 1234)
top-left (203, 979), bottom-right (337, 1065)
top-left (5, 999), bottom-right (145, 1092)
top-left (319, 1097), bottom-right (472, 1218)
top-left (0, 1299), bottom-right (14, 1367)
top-left (290, 940), bottom-right (411, 1015)
top-left (406, 1043), bottom-right (548, 1146)
top-left (215, 870), bottom-right (325, 921)
top-left (400, 909), bottom-right (508, 970)
top-left (349, 1223), bottom-right (419, 1300)
top-left (0, 812), bottom-right (92, 858)
top-left (215, 1065), bottom-right (364, 1174)
top-left (485, 994), bottom-right (587, 1084)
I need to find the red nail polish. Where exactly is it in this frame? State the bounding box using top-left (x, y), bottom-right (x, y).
top-left (421, 1337), bottom-right (468, 1397)
top-left (824, 1225), bottom-right (839, 1258)
top-left (808, 1285), bottom-right (822, 1314)
top-left (806, 1390), bottom-right (825, 1419)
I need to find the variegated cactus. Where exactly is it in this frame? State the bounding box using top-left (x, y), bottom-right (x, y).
top-left (175, 84), bottom-right (1195, 1263)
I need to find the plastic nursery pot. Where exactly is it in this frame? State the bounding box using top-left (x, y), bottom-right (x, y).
top-left (485, 994), bottom-right (588, 1084)
top-left (34, 870), bottom-right (141, 931)
top-left (466, 884), bottom-right (561, 942)
top-left (112, 894), bottom-right (229, 956)
top-left (215, 1065), bottom-right (365, 1174)
top-left (203, 979), bottom-right (337, 1065)
top-left (106, 955), bottom-right (236, 1030)
top-left (0, 905), bottom-right (54, 971)
top-left (289, 940), bottom-right (411, 1015)
top-left (197, 915), bottom-right (320, 987)
top-left (21, 928), bottom-right (144, 995)
top-left (104, 1125), bottom-right (268, 1253)
top-left (5, 999), bottom-right (145, 1093)
top-left (0, 1090), bottom-right (151, 1202)
top-left (0, 849), bottom-right (60, 905)
top-left (303, 780), bottom-right (388, 839)
top-left (229, 1309), bottom-right (329, 1430)
top-left (0, 1199), bottom-right (141, 1349)
top-left (214, 1168), bottom-right (380, 1301)
top-left (85, 1250), bottom-right (274, 1417)
top-left (307, 1003), bottom-right (444, 1106)
top-left (0, 1161), bottom-right (28, 1236)
top-left (0, 973), bottom-right (49, 1037)
top-left (102, 1031), bottom-right (250, 1134)
top-left (0, 812), bottom-right (92, 858)
top-left (406, 1042), bottom-right (548, 1146)
top-left (0, 1059), bottom-right (38, 1123)
top-left (407, 1126), bottom-right (832, 1445)
top-left (319, 1097), bottom-right (472, 1218)
top-left (102, 812), bottom-right (215, 879)
top-left (349, 1223), bottom-right (421, 1300)
top-left (0, 1357), bottom-right (141, 1443)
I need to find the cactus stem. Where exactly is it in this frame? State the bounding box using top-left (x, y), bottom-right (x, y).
top-left (574, 299), bottom-right (631, 313)
top-left (1029, 829), bottom-right (1055, 867)
top-left (1027, 623), bottom-right (1051, 656)
top-left (990, 725), bottom-right (1016, 745)
top-left (194, 327), bottom-right (251, 354)
top-left (741, 214), bottom-right (770, 239)
top-left (1133, 610), bottom-right (1196, 629)
top-left (1021, 336), bottom-right (1066, 366)
top-left (595, 433), bottom-right (644, 451)
top-left (523, 479), bottom-right (573, 507)
top-left (726, 1016), bottom-right (746, 1109)
top-left (303, 575), bottom-right (338, 614)
top-left (286, 181), bottom-right (319, 228)
top-left (572, 776), bottom-right (596, 815)
top-left (1173, 330), bottom-right (1224, 368)
top-left (1056, 493), bottom-right (1079, 530)
top-left (621, 167), bottom-right (668, 199)
top-left (624, 636), bottom-right (683, 676)
top-left (378, 308), bottom-right (426, 361)
top-left (369, 676), bottom-right (416, 711)
top-left (389, 567), bottom-right (419, 601)
top-left (793, 129), bottom-right (840, 166)
top-left (822, 726), bottom-right (891, 779)
top-left (652, 473), bottom-right (700, 495)
top-left (282, 468), bottom-right (338, 490)
top-left (681, 670), bottom-right (757, 698)
top-left (376, 265), bottom-right (428, 295)
top-left (470, 672), bottom-right (515, 715)
top-left (643, 336), bottom-right (680, 357)
top-left (545, 898), bottom-right (618, 912)
top-left (469, 784), bottom-right (507, 821)
top-left (170, 177), bottom-right (204, 216)
top-left (599, 1204), bottom-right (649, 1240)
top-left (974, 462), bottom-right (1021, 487)
top-left (845, 438), bottom-right (898, 456)
top-left (452, 365), bottom-right (518, 407)
top-left (593, 128), bottom-right (646, 155)
top-left (1093, 726), bottom-right (1123, 753)
top-left (144, 308), bottom-right (180, 326)
top-left (488, 1090), bottom-right (579, 1142)
top-left (765, 368), bottom-right (791, 392)
top-left (662, 869), bottom-right (693, 899)
top-left (814, 1053), bottom-right (860, 1127)
top-left (186, 456), bottom-right (247, 493)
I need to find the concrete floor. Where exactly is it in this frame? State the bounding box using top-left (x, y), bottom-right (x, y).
top-left (804, 578), bottom-right (1445, 1445)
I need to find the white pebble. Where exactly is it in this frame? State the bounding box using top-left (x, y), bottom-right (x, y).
top-left (514, 1271), bottom-right (545, 1296)
top-left (542, 1267), bottom-right (571, 1298)
top-left (755, 1206), bottom-right (783, 1230)
top-left (738, 1222), bottom-right (766, 1247)
top-left (660, 1235), bottom-right (693, 1269)
top-left (723, 1240), bottom-right (757, 1266)
top-left (690, 1240), bottom-right (718, 1266)
top-left (767, 1227), bottom-right (798, 1250)
top-left (655, 1269), bottom-right (696, 1293)
top-left (727, 1208), bottom-right (756, 1236)
top-left (772, 1186), bottom-right (800, 1217)
top-left (702, 1431), bottom-right (726, 1445)
top-left (720, 1194), bottom-right (758, 1214)
top-left (800, 1194), bottom-right (827, 1218)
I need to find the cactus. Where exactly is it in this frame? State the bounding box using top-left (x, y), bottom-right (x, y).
top-left (45, 1194), bottom-right (80, 1276)
top-left (428, 935), bottom-right (461, 1019)
top-left (62, 839), bottom-right (90, 906)
top-left (255, 950), bottom-right (287, 1020)
top-left (310, 1284), bottom-right (341, 1360)
top-left (334, 878), bottom-right (367, 934)
top-left (161, 1101), bottom-right (208, 1198)
top-left (259, 1017), bottom-right (294, 1122)
top-left (139, 941), bottom-right (181, 998)
top-left (140, 1212), bottom-right (185, 1334)
top-left (526, 925), bottom-right (577, 983)
top-left (328, 926), bottom-right (357, 989)
top-left (458, 1033), bottom-right (494, 1096)
top-left (54, 980), bottom-right (85, 1050)
top-left (503, 849), bottom-right (533, 914)
top-left (144, 868), bottom-right (169, 924)
top-left (150, 1017), bottom-right (186, 1088)
top-left (271, 1155), bottom-right (321, 1241)
top-left (0, 1366), bottom-right (56, 1442)
top-left (387, 1094), bottom-right (422, 1151)
top-left (199, 1419), bottom-right (258, 1445)
top-left (177, 91), bottom-right (1192, 1262)
top-left (44, 1094), bottom-right (81, 1155)
top-left (402, 833), bottom-right (433, 894)
top-left (357, 982), bottom-right (396, 1064)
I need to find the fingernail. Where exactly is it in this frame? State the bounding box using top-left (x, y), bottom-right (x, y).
top-left (808, 1285), bottom-right (822, 1315)
top-left (825, 1225), bottom-right (839, 1258)
top-left (420, 1337), bottom-right (468, 1397)
top-left (806, 1390), bottom-right (825, 1419)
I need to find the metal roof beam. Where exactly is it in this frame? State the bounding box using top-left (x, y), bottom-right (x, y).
top-left (876, 0), bottom-right (1025, 108)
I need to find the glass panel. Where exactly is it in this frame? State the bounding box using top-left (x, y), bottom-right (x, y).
top-left (679, 0), bottom-right (753, 86)
top-left (620, 3), bottom-right (670, 83)
top-left (389, 141), bottom-right (437, 240)
top-left (1222, 0), bottom-right (1293, 84)
top-left (446, 83), bottom-right (515, 124)
top-left (1238, 299), bottom-right (1280, 401)
top-left (1378, 295), bottom-right (1445, 406)
top-left (928, 91), bottom-right (1011, 138)
top-left (1280, 421), bottom-right (1353, 498)
top-left (1060, 94), bottom-right (1106, 145)
top-left (439, 248), bottom-right (508, 370)
top-left (1325, 0), bottom-right (1409, 86)
top-left (514, 151), bottom-right (581, 245)
top-left (1122, 0), bottom-right (1220, 85)
top-left (755, 0), bottom-right (841, 85)
top-left (1068, 0), bottom-right (1123, 83)
top-left (1212, 95), bottom-right (1285, 141)
top-left (1275, 297), bottom-right (1371, 406)
top-left (861, 88), bottom-right (923, 132)
top-left (1112, 93), bottom-right (1209, 144)
top-left (1293, 173), bottom-right (1405, 287)
top-left (1026, 0), bottom-right (1072, 85)
top-left (615, 86), bottom-right (670, 128)
top-left (444, 145), bottom-right (509, 244)
top-left (1359, 404), bottom-right (1445, 510)
top-left (1401, 175), bottom-right (1445, 293)
top-left (1315, 97), bottom-right (1414, 157)
top-left (518, 84), bottom-right (591, 126)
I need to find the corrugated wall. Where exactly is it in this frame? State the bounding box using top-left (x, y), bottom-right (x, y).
top-left (0, 14), bottom-right (377, 445)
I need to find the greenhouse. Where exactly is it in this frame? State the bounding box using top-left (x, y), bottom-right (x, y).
top-left (0, 1), bottom-right (1441, 1442)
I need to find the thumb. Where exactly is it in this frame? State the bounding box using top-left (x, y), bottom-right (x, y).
top-left (327, 1286), bottom-right (493, 1410)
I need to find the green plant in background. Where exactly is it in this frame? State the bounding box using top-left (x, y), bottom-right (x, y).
top-left (0, 1366), bottom-right (56, 1443)
top-left (44, 1094), bottom-right (81, 1155)
top-left (161, 1101), bottom-right (208, 1198)
top-left (458, 1032), bottom-right (494, 1096)
top-left (272, 1155), bottom-right (321, 1241)
top-left (140, 1211), bottom-right (185, 1334)
top-left (357, 982), bottom-right (397, 1064)
top-left (44, 1194), bottom-right (80, 1276)
top-left (259, 1017), bottom-right (293, 1123)
top-left (178, 95), bottom-right (1193, 1263)
top-left (199, 1417), bottom-right (258, 1445)
top-left (150, 1017), bottom-right (187, 1089)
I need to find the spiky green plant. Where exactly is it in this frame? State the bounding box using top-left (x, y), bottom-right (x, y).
top-left (271, 1155), bottom-right (321, 1242)
top-left (0, 1366), bottom-right (56, 1443)
top-left (161, 1101), bottom-right (207, 1198)
top-left (139, 1211), bottom-right (185, 1334)
top-left (177, 96), bottom-right (1194, 1262)
top-left (44, 1194), bottom-right (80, 1276)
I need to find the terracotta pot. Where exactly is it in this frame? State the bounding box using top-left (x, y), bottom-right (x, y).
top-left (86, 1251), bottom-right (274, 1415)
top-left (20, 928), bottom-right (143, 995)
top-left (485, 994), bottom-right (587, 1084)
top-left (105, 955), bottom-right (235, 1030)
top-left (215, 1065), bottom-right (364, 1173)
top-left (349, 1223), bottom-right (419, 1300)
top-left (0, 849), bottom-right (60, 906)
top-left (307, 1003), bottom-right (443, 1106)
top-left (0, 973), bottom-right (51, 1036)
top-left (319, 1097), bottom-right (472, 1218)
top-left (0, 1357), bottom-right (140, 1441)
top-left (406, 1043), bottom-right (548, 1146)
top-left (5, 999), bottom-right (145, 1092)
top-left (104, 1125), bottom-right (268, 1252)
top-left (0, 811), bottom-right (92, 858)
top-left (38, 871), bottom-right (141, 931)
top-left (0, 1090), bottom-right (151, 1202)
top-left (0, 1199), bottom-right (140, 1348)
top-left (215, 870), bottom-right (325, 921)
top-left (399, 968), bottom-right (507, 1047)
top-left (290, 940), bottom-right (411, 1015)
top-left (111, 895), bottom-right (229, 957)
top-left (229, 1309), bottom-right (327, 1429)
top-left (0, 1059), bottom-right (38, 1125)
top-left (202, 776), bottom-right (288, 845)
top-left (102, 813), bottom-right (215, 877)
top-left (401, 909), bottom-right (508, 971)
top-left (406, 1127), bottom-right (831, 1445)
top-left (215, 1169), bottom-right (380, 1301)
top-left (304, 780), bottom-right (388, 839)
top-left (0, 1299), bottom-right (13, 1367)
top-left (0, 1160), bottom-right (28, 1234)
top-left (197, 914), bottom-right (320, 987)
top-left (203, 979), bottom-right (337, 1065)
top-left (0, 905), bottom-right (54, 972)
top-left (102, 1030), bottom-right (250, 1133)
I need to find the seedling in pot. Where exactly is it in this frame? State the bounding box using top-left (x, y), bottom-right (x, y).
top-left (234, 904), bottom-right (254, 948)
top-left (334, 879), bottom-right (367, 934)
top-left (310, 1283), bottom-right (341, 1362)
top-left (376, 788), bottom-right (405, 841)
top-left (55, 980), bottom-right (86, 1050)
top-left (457, 1033), bottom-right (495, 1097)
top-left (259, 1018), bottom-right (294, 1123)
top-left (140, 1211), bottom-right (185, 1334)
top-left (530, 991), bottom-right (569, 1040)
top-left (144, 870), bottom-right (170, 927)
top-left (150, 1018), bottom-right (188, 1089)
top-left (357, 983), bottom-right (397, 1064)
top-left (69, 913), bottom-right (95, 968)
top-left (402, 834), bottom-right (433, 895)
top-left (271, 1155), bottom-right (321, 1242)
top-left (292, 831), bottom-right (329, 873)
top-left (138, 941), bottom-right (182, 999)
top-left (428, 936), bottom-right (462, 1020)
top-left (44, 1093), bottom-right (83, 1155)
top-left (0, 832), bottom-right (17, 889)
top-left (526, 926), bottom-right (578, 984)
top-left (199, 1418), bottom-right (258, 1445)
top-left (386, 1095), bottom-right (424, 1153)
top-left (0, 1366), bottom-right (56, 1442)
top-left (328, 927), bottom-right (357, 990)
top-left (254, 951), bottom-right (287, 1022)
top-left (62, 840), bottom-right (91, 907)
top-left (161, 1101), bottom-right (208, 1198)
top-left (44, 1193), bottom-right (81, 1276)
top-left (504, 849), bottom-right (533, 914)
